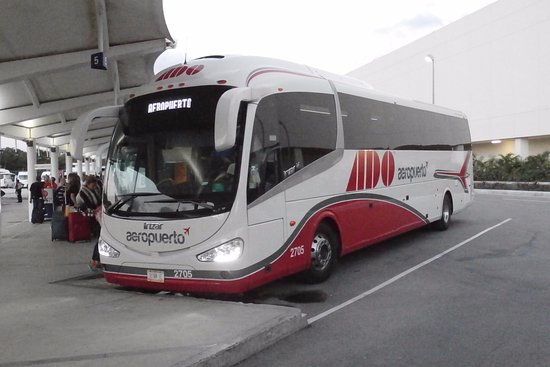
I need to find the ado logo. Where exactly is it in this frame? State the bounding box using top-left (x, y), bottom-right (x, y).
top-left (346, 150), bottom-right (395, 192)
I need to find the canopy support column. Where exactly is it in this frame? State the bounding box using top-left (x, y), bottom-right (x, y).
top-left (26, 140), bottom-right (37, 222)
top-left (50, 147), bottom-right (59, 182)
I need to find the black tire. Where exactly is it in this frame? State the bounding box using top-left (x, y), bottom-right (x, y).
top-left (434, 194), bottom-right (452, 231)
top-left (303, 222), bottom-right (339, 283)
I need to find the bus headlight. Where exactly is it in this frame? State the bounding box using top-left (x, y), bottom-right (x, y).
top-left (197, 238), bottom-right (243, 263)
top-left (98, 238), bottom-right (120, 258)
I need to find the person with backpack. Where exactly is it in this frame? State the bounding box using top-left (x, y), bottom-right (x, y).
top-left (53, 176), bottom-right (66, 209)
top-left (29, 176), bottom-right (45, 223)
top-left (75, 176), bottom-right (103, 271)
top-left (75, 176), bottom-right (101, 211)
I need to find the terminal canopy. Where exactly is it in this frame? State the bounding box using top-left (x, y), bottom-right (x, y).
top-left (0, 0), bottom-right (173, 156)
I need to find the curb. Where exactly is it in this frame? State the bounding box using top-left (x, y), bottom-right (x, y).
top-left (179, 307), bottom-right (307, 367)
top-left (475, 189), bottom-right (550, 198)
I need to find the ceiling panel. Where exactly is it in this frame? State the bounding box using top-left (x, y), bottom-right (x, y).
top-left (0, 81), bottom-right (30, 109)
top-left (0, 0), bottom-right (173, 154)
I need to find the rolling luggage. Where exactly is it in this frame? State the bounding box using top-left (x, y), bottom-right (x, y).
top-left (31, 200), bottom-right (45, 224)
top-left (44, 203), bottom-right (54, 221)
top-left (51, 211), bottom-right (68, 241)
top-left (67, 211), bottom-right (91, 242)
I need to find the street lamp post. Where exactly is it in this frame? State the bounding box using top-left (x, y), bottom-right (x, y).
top-left (425, 54), bottom-right (435, 104)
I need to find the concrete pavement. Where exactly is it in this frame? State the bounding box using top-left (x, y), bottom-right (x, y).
top-left (0, 189), bottom-right (306, 367)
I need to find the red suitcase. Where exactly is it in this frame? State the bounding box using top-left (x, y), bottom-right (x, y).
top-left (67, 212), bottom-right (91, 242)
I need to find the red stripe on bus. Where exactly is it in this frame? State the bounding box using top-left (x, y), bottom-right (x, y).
top-left (168, 67), bottom-right (183, 79)
top-left (176, 66), bottom-right (188, 76)
top-left (366, 151), bottom-right (380, 189)
top-left (346, 154), bottom-right (359, 192)
top-left (357, 150), bottom-right (366, 190)
top-left (381, 151), bottom-right (395, 187)
top-left (155, 70), bottom-right (172, 81)
top-left (103, 198), bottom-right (427, 294)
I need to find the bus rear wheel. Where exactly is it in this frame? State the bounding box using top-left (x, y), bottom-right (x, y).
top-left (303, 223), bottom-right (338, 283)
top-left (434, 194), bottom-right (452, 231)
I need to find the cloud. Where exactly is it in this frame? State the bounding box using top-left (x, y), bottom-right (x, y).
top-left (377, 12), bottom-right (443, 36)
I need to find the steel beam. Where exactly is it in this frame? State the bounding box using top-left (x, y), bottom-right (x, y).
top-left (23, 79), bottom-right (40, 108)
top-left (0, 39), bottom-right (167, 84)
top-left (30, 118), bottom-right (115, 139)
top-left (0, 125), bottom-right (30, 140)
top-left (0, 86), bottom-right (141, 126)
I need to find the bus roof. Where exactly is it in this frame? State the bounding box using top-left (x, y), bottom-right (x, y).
top-left (137, 55), bottom-right (467, 120)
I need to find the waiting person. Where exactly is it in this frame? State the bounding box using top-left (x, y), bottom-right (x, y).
top-left (15, 179), bottom-right (23, 203)
top-left (43, 175), bottom-right (53, 189)
top-left (29, 176), bottom-right (45, 223)
top-left (89, 205), bottom-right (103, 272)
top-left (29, 175), bottom-right (43, 209)
top-left (65, 172), bottom-right (80, 206)
top-left (76, 176), bottom-right (103, 271)
top-left (54, 176), bottom-right (66, 208)
top-left (50, 177), bottom-right (58, 189)
top-left (75, 175), bottom-right (101, 211)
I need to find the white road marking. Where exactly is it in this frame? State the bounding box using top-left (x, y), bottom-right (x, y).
top-left (307, 218), bottom-right (513, 324)
top-left (502, 198), bottom-right (550, 203)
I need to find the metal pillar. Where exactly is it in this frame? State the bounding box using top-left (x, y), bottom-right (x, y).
top-left (50, 147), bottom-right (59, 182)
top-left (26, 140), bottom-right (37, 222)
top-left (65, 152), bottom-right (73, 173)
top-left (84, 157), bottom-right (90, 175)
top-left (26, 140), bottom-right (37, 185)
top-left (76, 160), bottom-right (83, 180)
top-left (425, 54), bottom-right (435, 104)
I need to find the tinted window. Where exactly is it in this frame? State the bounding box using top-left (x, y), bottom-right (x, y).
top-left (120, 86), bottom-right (233, 135)
top-left (339, 93), bottom-right (471, 150)
top-left (247, 92), bottom-right (336, 203)
top-left (104, 86), bottom-right (244, 218)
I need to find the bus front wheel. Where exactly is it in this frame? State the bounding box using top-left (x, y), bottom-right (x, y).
top-left (303, 222), bottom-right (338, 283)
top-left (434, 194), bottom-right (452, 231)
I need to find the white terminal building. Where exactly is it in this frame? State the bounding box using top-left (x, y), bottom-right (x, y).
top-left (348, 0), bottom-right (550, 159)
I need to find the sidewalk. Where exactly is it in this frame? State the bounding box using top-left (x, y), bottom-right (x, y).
top-left (0, 189), bottom-right (306, 367)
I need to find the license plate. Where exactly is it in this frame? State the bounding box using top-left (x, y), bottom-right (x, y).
top-left (147, 270), bottom-right (165, 283)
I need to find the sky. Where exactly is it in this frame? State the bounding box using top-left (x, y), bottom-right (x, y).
top-left (1, 0), bottom-right (497, 152)
top-left (156, 0), bottom-right (497, 75)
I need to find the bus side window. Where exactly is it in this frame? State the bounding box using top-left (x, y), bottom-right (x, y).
top-left (263, 150), bottom-right (280, 191)
top-left (247, 92), bottom-right (336, 204)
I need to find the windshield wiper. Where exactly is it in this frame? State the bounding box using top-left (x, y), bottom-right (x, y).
top-left (106, 192), bottom-right (161, 214)
top-left (145, 198), bottom-right (215, 211)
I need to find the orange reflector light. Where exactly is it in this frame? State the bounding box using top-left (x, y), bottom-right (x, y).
top-left (217, 80), bottom-right (227, 84)
top-left (290, 220), bottom-right (296, 227)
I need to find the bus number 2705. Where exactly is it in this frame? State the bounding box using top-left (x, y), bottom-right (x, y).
top-left (174, 269), bottom-right (193, 278)
top-left (290, 245), bottom-right (305, 258)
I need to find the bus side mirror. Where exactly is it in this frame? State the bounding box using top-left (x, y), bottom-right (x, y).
top-left (70, 105), bottom-right (122, 161)
top-left (215, 88), bottom-right (252, 151)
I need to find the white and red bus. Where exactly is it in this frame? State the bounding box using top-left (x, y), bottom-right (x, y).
top-left (98, 55), bottom-right (473, 294)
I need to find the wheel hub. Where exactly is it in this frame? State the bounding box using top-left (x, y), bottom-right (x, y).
top-left (311, 234), bottom-right (332, 271)
top-left (443, 208), bottom-right (450, 223)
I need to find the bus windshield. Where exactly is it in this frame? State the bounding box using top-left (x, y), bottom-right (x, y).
top-left (104, 85), bottom-right (242, 218)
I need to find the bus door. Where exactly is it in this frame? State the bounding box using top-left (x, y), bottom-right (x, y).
top-left (246, 101), bottom-right (286, 264)
top-left (246, 89), bottom-right (339, 269)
